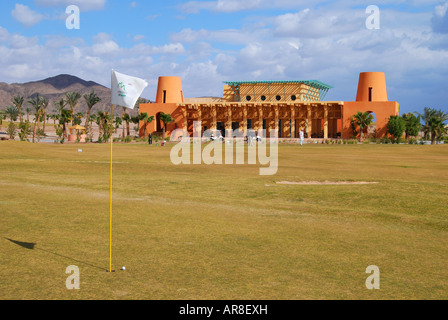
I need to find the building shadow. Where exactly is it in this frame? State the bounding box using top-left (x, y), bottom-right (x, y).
top-left (5, 238), bottom-right (108, 271)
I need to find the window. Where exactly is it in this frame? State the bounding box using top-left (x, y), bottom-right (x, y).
top-left (261, 95), bottom-right (266, 101)
top-left (369, 87), bottom-right (373, 102)
top-left (276, 95), bottom-right (281, 101)
top-left (291, 95), bottom-right (297, 101)
top-left (163, 90), bottom-right (167, 103)
top-left (246, 95), bottom-right (252, 101)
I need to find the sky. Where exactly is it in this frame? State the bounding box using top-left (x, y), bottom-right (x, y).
top-left (0, 0), bottom-right (447, 115)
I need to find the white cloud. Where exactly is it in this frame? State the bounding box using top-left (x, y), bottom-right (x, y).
top-left (11, 4), bottom-right (46, 27)
top-left (34, 0), bottom-right (106, 11)
top-left (171, 28), bottom-right (269, 45)
top-left (432, 1), bottom-right (448, 33)
top-left (180, 0), bottom-right (323, 14)
top-left (0, 26), bottom-right (10, 42)
top-left (149, 43), bottom-right (186, 55)
top-left (92, 40), bottom-right (120, 55)
top-left (9, 34), bottom-right (39, 49)
top-left (1, 3), bottom-right (447, 112)
top-left (132, 35), bottom-right (146, 42)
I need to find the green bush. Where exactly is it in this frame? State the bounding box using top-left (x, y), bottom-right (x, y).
top-left (19, 122), bottom-right (31, 142)
top-left (387, 116), bottom-right (406, 143)
top-left (380, 137), bottom-right (392, 144)
top-left (7, 122), bottom-right (17, 140)
top-left (36, 128), bottom-right (46, 143)
top-left (122, 136), bottom-right (133, 143)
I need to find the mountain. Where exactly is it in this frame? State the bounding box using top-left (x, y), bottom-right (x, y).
top-left (0, 74), bottom-right (148, 115)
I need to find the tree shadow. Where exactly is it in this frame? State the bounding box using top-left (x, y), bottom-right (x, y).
top-left (5, 238), bottom-right (108, 271)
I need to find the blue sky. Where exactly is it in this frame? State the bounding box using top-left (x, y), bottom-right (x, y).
top-left (0, 0), bottom-right (447, 114)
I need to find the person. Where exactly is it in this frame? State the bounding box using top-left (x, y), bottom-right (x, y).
top-left (148, 132), bottom-right (153, 145)
top-left (299, 129), bottom-right (304, 146)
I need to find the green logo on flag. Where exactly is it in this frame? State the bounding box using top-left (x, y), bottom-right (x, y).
top-left (118, 82), bottom-right (127, 98)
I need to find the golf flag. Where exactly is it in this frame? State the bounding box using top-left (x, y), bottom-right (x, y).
top-left (111, 70), bottom-right (148, 109)
top-left (109, 69), bottom-right (147, 273)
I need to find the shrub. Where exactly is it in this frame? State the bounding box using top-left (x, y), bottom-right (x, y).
top-left (19, 122), bottom-right (31, 142)
top-left (36, 128), bottom-right (46, 143)
top-left (380, 137), bottom-right (392, 144)
top-left (387, 116), bottom-right (406, 143)
top-left (7, 122), bottom-right (17, 140)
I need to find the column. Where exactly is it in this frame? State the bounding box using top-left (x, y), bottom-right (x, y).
top-left (324, 105), bottom-right (328, 139)
top-left (197, 105), bottom-right (202, 137)
top-left (182, 106), bottom-right (188, 137)
top-left (291, 106), bottom-right (296, 138)
top-left (274, 105), bottom-right (279, 138)
top-left (242, 104), bottom-right (248, 136)
top-left (306, 105), bottom-right (311, 138)
top-left (226, 105), bottom-right (232, 137)
top-left (258, 105), bottom-right (263, 135)
top-left (212, 105), bottom-right (217, 131)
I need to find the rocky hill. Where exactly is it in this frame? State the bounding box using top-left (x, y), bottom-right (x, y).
top-left (0, 74), bottom-right (149, 115)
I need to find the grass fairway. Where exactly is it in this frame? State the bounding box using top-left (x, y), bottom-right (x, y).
top-left (0, 141), bottom-right (447, 300)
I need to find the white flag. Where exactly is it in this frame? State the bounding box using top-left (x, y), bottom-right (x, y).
top-left (111, 70), bottom-right (148, 109)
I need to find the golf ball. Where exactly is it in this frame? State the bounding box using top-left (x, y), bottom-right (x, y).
top-left (121, 266), bottom-right (126, 271)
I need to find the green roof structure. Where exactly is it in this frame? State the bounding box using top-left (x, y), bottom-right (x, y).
top-left (223, 80), bottom-right (333, 102)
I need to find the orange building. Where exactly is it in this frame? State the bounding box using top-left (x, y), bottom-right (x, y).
top-left (139, 72), bottom-right (399, 140)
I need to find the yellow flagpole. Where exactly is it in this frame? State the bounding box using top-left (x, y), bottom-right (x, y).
top-left (109, 104), bottom-right (113, 272)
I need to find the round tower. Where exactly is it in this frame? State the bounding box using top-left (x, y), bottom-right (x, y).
top-left (155, 76), bottom-right (184, 104)
top-left (356, 72), bottom-right (388, 102)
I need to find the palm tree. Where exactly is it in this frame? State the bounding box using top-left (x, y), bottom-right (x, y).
top-left (40, 97), bottom-right (49, 134)
top-left (74, 112), bottom-right (84, 125)
top-left (138, 112), bottom-right (150, 138)
top-left (50, 114), bottom-right (58, 125)
top-left (54, 98), bottom-right (68, 138)
top-left (59, 109), bottom-right (72, 141)
top-left (114, 116), bottom-right (122, 134)
top-left (419, 108), bottom-right (448, 144)
top-left (96, 110), bottom-right (111, 140)
top-left (122, 112), bottom-right (131, 137)
top-left (12, 96), bottom-right (24, 123)
top-left (89, 114), bottom-right (97, 130)
top-left (83, 91), bottom-right (102, 133)
top-left (144, 115), bottom-right (155, 138)
top-left (0, 110), bottom-right (5, 126)
top-left (65, 91), bottom-right (81, 125)
top-left (159, 112), bottom-right (174, 138)
top-left (5, 105), bottom-right (19, 122)
top-left (352, 111), bottom-right (374, 141)
top-left (28, 95), bottom-right (43, 143)
top-left (25, 107), bottom-right (31, 122)
top-left (131, 116), bottom-right (139, 136)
